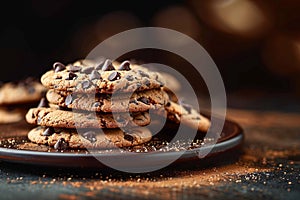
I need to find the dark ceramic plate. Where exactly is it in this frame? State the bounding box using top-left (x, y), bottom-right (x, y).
top-left (0, 116), bottom-right (243, 171)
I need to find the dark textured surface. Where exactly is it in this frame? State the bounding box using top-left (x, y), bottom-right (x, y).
top-left (0, 102), bottom-right (300, 200)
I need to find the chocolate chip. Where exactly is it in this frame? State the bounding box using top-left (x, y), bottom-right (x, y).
top-left (108, 71), bottom-right (121, 81)
top-left (195, 116), bottom-right (201, 120)
top-left (101, 59), bottom-right (115, 71)
top-left (37, 116), bottom-right (42, 124)
top-left (38, 98), bottom-right (49, 108)
top-left (89, 70), bottom-right (101, 80)
top-left (165, 102), bottom-right (171, 107)
top-left (115, 116), bottom-right (127, 125)
top-left (42, 127), bottom-right (54, 136)
top-left (69, 65), bottom-right (81, 72)
top-left (124, 134), bottom-right (134, 142)
top-left (100, 118), bottom-right (107, 128)
top-left (118, 60), bottom-right (131, 71)
top-left (82, 66), bottom-right (94, 74)
top-left (145, 79), bottom-right (151, 87)
top-left (27, 86), bottom-right (36, 94)
top-left (65, 94), bottom-right (73, 106)
top-left (53, 62), bottom-right (66, 72)
top-left (136, 83), bottom-right (142, 89)
top-left (82, 131), bottom-right (97, 143)
top-left (95, 59), bottom-right (106, 70)
top-left (182, 103), bottom-right (192, 114)
top-left (93, 102), bottom-right (101, 107)
top-left (125, 75), bottom-right (134, 81)
top-left (65, 72), bottom-right (77, 80)
top-left (54, 138), bottom-right (68, 150)
top-left (81, 80), bottom-right (91, 89)
top-left (137, 97), bottom-right (150, 105)
top-left (130, 112), bottom-right (140, 118)
top-left (157, 80), bottom-right (164, 87)
top-left (138, 70), bottom-right (149, 78)
top-left (129, 99), bottom-right (139, 105)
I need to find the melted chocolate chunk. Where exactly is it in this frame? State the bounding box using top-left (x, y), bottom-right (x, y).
top-left (54, 138), bottom-right (68, 150)
top-left (108, 71), bottom-right (121, 81)
top-left (81, 80), bottom-right (91, 89)
top-left (53, 62), bottom-right (66, 72)
top-left (82, 131), bottom-right (97, 143)
top-left (65, 94), bottom-right (73, 106)
top-left (69, 65), bottom-right (81, 72)
top-left (137, 97), bottom-right (150, 105)
top-left (165, 102), bottom-right (171, 107)
top-left (118, 61), bottom-right (131, 71)
top-left (65, 72), bottom-right (77, 80)
top-left (37, 98), bottom-right (49, 108)
top-left (89, 70), bottom-right (101, 80)
top-left (124, 134), bottom-right (134, 142)
top-left (81, 66), bottom-right (94, 74)
top-left (42, 127), bottom-right (54, 136)
top-left (101, 59), bottom-right (115, 71)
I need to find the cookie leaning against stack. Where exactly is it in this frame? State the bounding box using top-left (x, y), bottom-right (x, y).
top-left (0, 78), bottom-right (46, 124)
top-left (26, 59), bottom-right (168, 149)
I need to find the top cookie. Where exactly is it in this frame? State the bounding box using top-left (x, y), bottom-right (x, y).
top-left (0, 78), bottom-right (46, 106)
top-left (41, 59), bottom-right (165, 94)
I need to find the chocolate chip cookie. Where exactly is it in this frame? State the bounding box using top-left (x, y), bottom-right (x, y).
top-left (26, 107), bottom-right (151, 129)
top-left (0, 78), bottom-right (46, 105)
top-left (28, 126), bottom-right (152, 149)
top-left (41, 59), bottom-right (165, 94)
top-left (46, 88), bottom-right (169, 112)
top-left (157, 101), bottom-right (211, 132)
top-left (0, 107), bottom-right (26, 124)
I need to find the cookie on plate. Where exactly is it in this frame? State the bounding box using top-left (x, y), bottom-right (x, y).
top-left (0, 107), bottom-right (26, 124)
top-left (26, 107), bottom-right (151, 129)
top-left (0, 78), bottom-right (46, 106)
top-left (0, 78), bottom-right (46, 124)
top-left (46, 88), bottom-right (169, 112)
top-left (157, 101), bottom-right (211, 132)
top-left (28, 126), bottom-right (152, 149)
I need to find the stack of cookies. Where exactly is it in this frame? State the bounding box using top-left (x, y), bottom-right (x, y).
top-left (25, 59), bottom-right (211, 150)
top-left (0, 78), bottom-right (45, 124)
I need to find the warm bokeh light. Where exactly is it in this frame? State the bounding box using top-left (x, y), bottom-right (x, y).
top-left (190, 0), bottom-right (274, 39)
top-left (262, 32), bottom-right (300, 77)
top-left (152, 5), bottom-right (201, 42)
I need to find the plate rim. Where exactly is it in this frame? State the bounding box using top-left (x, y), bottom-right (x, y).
top-left (0, 118), bottom-right (244, 168)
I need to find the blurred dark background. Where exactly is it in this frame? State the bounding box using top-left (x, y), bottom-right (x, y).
top-left (1, 0), bottom-right (300, 97)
